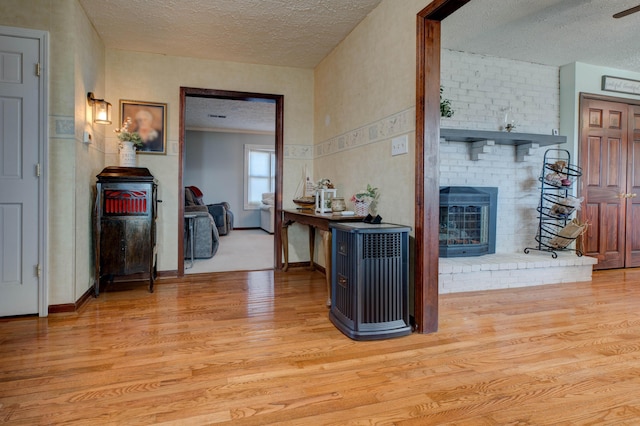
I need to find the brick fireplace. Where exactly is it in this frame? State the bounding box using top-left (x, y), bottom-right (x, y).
top-left (436, 49), bottom-right (597, 292)
top-left (437, 136), bottom-right (596, 293)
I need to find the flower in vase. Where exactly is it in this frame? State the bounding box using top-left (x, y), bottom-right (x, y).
top-left (351, 184), bottom-right (379, 204)
top-left (114, 117), bottom-right (143, 149)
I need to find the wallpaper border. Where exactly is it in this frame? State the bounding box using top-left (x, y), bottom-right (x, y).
top-left (315, 107), bottom-right (415, 158)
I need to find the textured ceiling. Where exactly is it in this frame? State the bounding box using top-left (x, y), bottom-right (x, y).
top-left (442, 0), bottom-right (640, 73)
top-left (79, 0), bottom-right (640, 132)
top-left (184, 97), bottom-right (276, 134)
top-left (79, 0), bottom-right (383, 69)
top-left (79, 0), bottom-right (383, 132)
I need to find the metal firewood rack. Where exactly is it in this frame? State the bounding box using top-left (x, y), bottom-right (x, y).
top-left (525, 149), bottom-right (583, 258)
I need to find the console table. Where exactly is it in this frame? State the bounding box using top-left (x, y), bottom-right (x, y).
top-left (282, 209), bottom-right (364, 306)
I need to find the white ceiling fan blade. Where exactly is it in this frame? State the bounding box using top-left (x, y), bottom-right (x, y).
top-left (613, 4), bottom-right (640, 18)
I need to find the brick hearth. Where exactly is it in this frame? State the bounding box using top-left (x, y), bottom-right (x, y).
top-left (439, 252), bottom-right (597, 294)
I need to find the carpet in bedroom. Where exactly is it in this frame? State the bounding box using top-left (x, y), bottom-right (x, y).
top-left (186, 228), bottom-right (274, 274)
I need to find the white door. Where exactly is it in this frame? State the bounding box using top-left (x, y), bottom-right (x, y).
top-left (0, 31), bottom-right (42, 316)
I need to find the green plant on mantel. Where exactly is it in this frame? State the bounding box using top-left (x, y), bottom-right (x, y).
top-left (440, 86), bottom-right (454, 118)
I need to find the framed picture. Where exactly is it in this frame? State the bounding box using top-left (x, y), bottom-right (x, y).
top-left (119, 100), bottom-right (167, 154)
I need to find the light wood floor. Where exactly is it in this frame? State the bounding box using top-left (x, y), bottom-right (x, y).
top-left (2, 268), bottom-right (640, 425)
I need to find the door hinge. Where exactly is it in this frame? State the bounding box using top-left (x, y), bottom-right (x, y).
top-left (36, 264), bottom-right (42, 278)
top-left (35, 63), bottom-right (41, 77)
top-left (36, 163), bottom-right (41, 177)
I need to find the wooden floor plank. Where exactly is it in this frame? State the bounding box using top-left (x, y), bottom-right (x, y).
top-left (2, 268), bottom-right (640, 424)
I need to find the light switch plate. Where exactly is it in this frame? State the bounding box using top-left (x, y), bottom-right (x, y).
top-left (83, 131), bottom-right (92, 144)
top-left (391, 134), bottom-right (408, 156)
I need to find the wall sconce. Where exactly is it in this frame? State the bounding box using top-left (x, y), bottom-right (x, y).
top-left (87, 92), bottom-right (112, 124)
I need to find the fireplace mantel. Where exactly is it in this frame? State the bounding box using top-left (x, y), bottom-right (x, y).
top-left (440, 128), bottom-right (566, 161)
top-left (440, 128), bottom-right (566, 146)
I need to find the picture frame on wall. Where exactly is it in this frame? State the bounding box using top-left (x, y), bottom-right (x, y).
top-left (120, 100), bottom-right (167, 154)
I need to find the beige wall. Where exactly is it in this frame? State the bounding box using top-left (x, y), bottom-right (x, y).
top-left (313, 0), bottom-right (431, 244)
top-left (105, 50), bottom-right (315, 270)
top-left (73, 0), bottom-right (107, 302)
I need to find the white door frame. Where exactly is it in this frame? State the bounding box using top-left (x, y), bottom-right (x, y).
top-left (0, 25), bottom-right (49, 317)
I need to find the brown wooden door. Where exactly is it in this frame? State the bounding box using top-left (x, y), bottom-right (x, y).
top-left (580, 97), bottom-right (640, 269)
top-left (626, 105), bottom-right (640, 267)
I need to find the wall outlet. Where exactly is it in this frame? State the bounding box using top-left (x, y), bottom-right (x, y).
top-left (391, 134), bottom-right (408, 156)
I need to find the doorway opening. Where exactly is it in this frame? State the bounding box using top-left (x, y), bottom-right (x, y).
top-left (178, 87), bottom-right (284, 276)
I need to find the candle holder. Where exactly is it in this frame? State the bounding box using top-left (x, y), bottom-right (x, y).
top-left (315, 188), bottom-right (336, 213)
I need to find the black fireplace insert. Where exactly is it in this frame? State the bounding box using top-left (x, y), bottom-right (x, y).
top-left (439, 186), bottom-right (497, 257)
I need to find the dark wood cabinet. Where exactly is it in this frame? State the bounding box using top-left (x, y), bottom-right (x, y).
top-left (94, 167), bottom-right (158, 296)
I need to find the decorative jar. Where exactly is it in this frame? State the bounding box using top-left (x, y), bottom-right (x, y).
top-left (331, 197), bottom-right (346, 212)
top-left (119, 141), bottom-right (137, 167)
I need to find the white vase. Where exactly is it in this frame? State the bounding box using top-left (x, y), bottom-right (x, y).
top-left (354, 200), bottom-right (370, 216)
top-left (119, 141), bottom-right (137, 167)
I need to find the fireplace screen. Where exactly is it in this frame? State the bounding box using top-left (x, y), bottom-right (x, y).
top-left (439, 187), bottom-right (497, 257)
